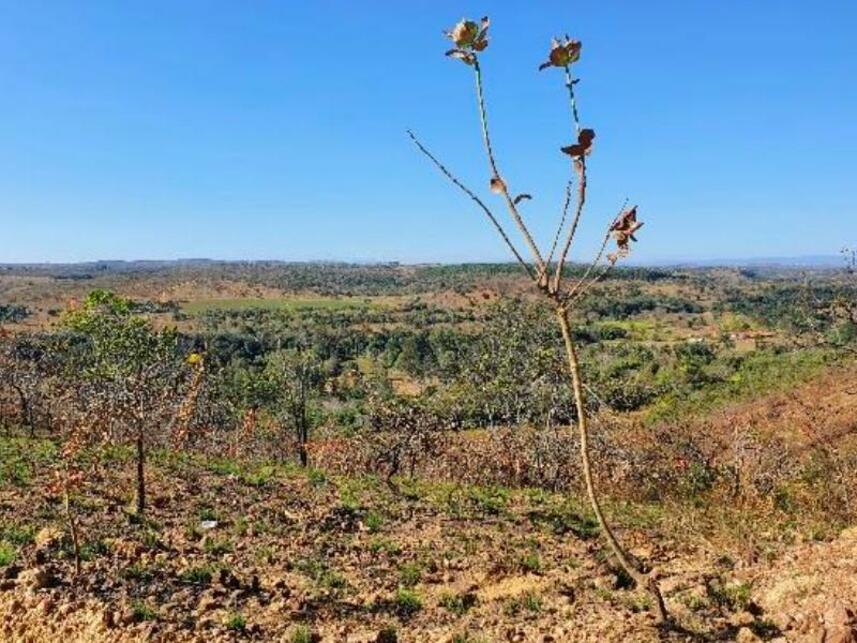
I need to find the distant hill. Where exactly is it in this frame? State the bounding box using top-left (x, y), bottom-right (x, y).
top-left (0, 255), bottom-right (847, 271)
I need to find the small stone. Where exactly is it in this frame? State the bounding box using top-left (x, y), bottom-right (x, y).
top-left (735, 626), bottom-right (760, 643)
top-left (729, 611), bottom-right (755, 627)
top-left (197, 592), bottom-right (222, 613)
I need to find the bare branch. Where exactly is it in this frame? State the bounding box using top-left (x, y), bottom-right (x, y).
top-left (541, 179), bottom-right (573, 285)
top-left (473, 59), bottom-right (547, 275)
top-left (407, 129), bottom-right (535, 280)
top-left (561, 199), bottom-right (628, 305)
top-left (551, 159), bottom-right (587, 292)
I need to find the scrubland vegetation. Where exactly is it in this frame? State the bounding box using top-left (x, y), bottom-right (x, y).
top-left (1, 260), bottom-right (857, 641)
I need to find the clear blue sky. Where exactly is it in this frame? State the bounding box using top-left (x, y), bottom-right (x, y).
top-left (1, 1), bottom-right (855, 264)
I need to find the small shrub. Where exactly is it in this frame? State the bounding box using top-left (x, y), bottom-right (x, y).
top-left (255, 545), bottom-right (275, 564)
top-left (505, 591), bottom-right (542, 616)
top-left (399, 562), bottom-right (421, 588)
top-left (376, 626), bottom-right (398, 643)
top-left (140, 529), bottom-right (162, 549)
top-left (197, 506), bottom-right (218, 522)
top-left (365, 511), bottom-right (383, 533)
top-left (242, 465), bottom-right (274, 487)
top-left (233, 516), bottom-right (249, 536)
top-left (439, 591), bottom-right (477, 616)
top-left (468, 486), bottom-right (508, 516)
top-left (203, 537), bottom-right (232, 556)
top-left (520, 551), bottom-right (542, 574)
top-left (369, 538), bottom-right (401, 556)
top-left (0, 542), bottom-right (16, 567)
top-left (224, 612), bottom-right (246, 631)
top-left (131, 600), bottom-right (157, 622)
top-left (179, 564), bottom-right (214, 585)
top-left (708, 580), bottom-right (753, 612)
top-left (121, 563), bottom-right (154, 582)
top-left (79, 539), bottom-right (109, 561)
top-left (290, 625), bottom-right (314, 643)
top-left (1, 525), bottom-right (35, 546)
top-left (394, 588), bottom-right (422, 617)
top-left (307, 469), bottom-right (327, 488)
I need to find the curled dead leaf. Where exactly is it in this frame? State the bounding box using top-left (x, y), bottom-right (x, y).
top-left (445, 16), bottom-right (490, 56)
top-left (561, 128), bottom-right (596, 158)
top-left (445, 49), bottom-right (476, 65)
top-left (539, 36), bottom-right (582, 71)
top-left (513, 193), bottom-right (532, 205)
top-left (610, 206), bottom-right (643, 253)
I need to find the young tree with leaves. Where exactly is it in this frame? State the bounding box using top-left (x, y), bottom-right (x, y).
top-left (63, 290), bottom-right (187, 515)
top-left (409, 17), bottom-right (667, 621)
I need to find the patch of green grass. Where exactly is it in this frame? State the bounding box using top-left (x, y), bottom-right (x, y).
top-left (467, 485), bottom-right (508, 516)
top-left (307, 468), bottom-right (327, 488)
top-left (78, 539), bottom-right (109, 561)
top-left (139, 529), bottom-right (162, 550)
top-left (646, 348), bottom-right (831, 423)
top-left (224, 612), bottom-right (246, 632)
top-left (369, 538), bottom-right (402, 556)
top-left (131, 600), bottom-right (157, 622)
top-left (398, 562), bottom-right (421, 588)
top-left (197, 506), bottom-right (219, 522)
top-left (394, 588), bottom-right (422, 617)
top-left (0, 524), bottom-right (35, 546)
top-left (707, 580), bottom-right (753, 612)
top-left (339, 485), bottom-right (361, 513)
top-left (233, 516), bottom-right (250, 536)
top-left (365, 511), bottom-right (383, 533)
top-left (202, 536), bottom-right (232, 556)
top-left (242, 464), bottom-right (275, 487)
top-left (254, 545), bottom-right (275, 565)
top-left (207, 457), bottom-right (242, 476)
top-left (289, 625), bottom-right (315, 643)
top-left (0, 542), bottom-right (16, 566)
top-left (681, 593), bottom-right (710, 612)
top-left (184, 297), bottom-right (379, 315)
top-left (519, 550), bottom-right (542, 574)
top-left (505, 591), bottom-right (542, 616)
top-left (439, 591), bottom-right (477, 616)
top-left (295, 557), bottom-right (347, 593)
top-left (179, 564), bottom-right (215, 585)
top-left (121, 563), bottom-right (156, 582)
top-left (0, 458), bottom-right (30, 487)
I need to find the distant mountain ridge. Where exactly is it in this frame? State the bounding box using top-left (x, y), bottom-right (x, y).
top-left (0, 255), bottom-right (847, 271)
top-left (634, 254), bottom-right (845, 268)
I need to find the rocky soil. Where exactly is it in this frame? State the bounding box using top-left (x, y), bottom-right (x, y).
top-left (0, 436), bottom-right (855, 642)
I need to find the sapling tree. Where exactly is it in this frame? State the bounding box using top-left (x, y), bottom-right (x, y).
top-left (263, 348), bottom-right (324, 466)
top-left (408, 17), bottom-right (667, 621)
top-left (63, 290), bottom-right (186, 515)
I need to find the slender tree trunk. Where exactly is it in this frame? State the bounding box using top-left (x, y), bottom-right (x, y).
top-left (298, 420), bottom-right (308, 467)
top-left (64, 485), bottom-right (81, 576)
top-left (556, 306), bottom-right (668, 622)
top-left (297, 376), bottom-right (309, 467)
top-left (135, 430), bottom-right (146, 514)
top-left (13, 386), bottom-right (34, 438)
